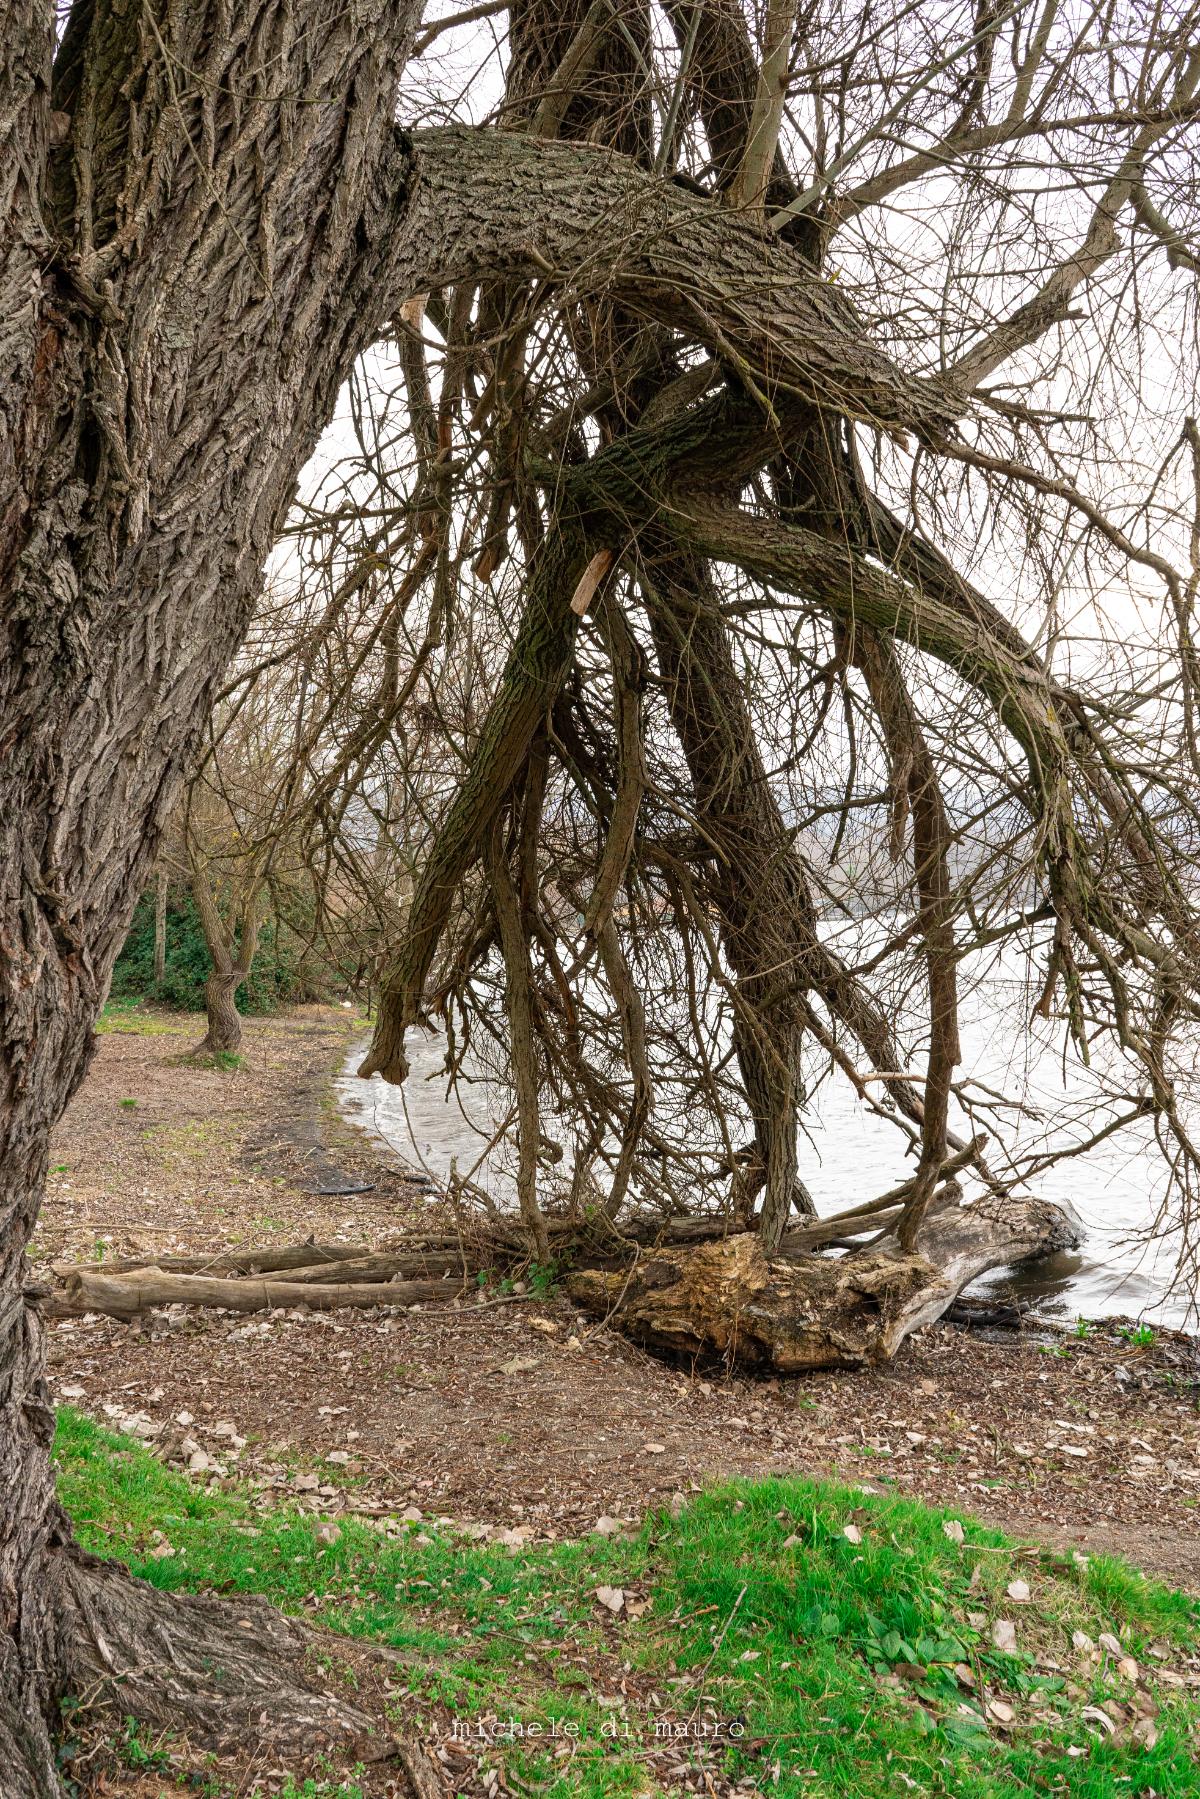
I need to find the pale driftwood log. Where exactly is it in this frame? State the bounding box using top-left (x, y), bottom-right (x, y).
top-left (281, 1251), bottom-right (465, 1284)
top-left (567, 1194), bottom-right (1082, 1371)
top-left (46, 1269), bottom-right (469, 1320)
top-left (48, 1242), bottom-right (366, 1279)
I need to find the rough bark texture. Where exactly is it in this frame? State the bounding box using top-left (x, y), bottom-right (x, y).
top-left (60, 1551), bottom-right (388, 1760)
top-left (399, 129), bottom-right (957, 439)
top-left (568, 1196), bottom-right (1082, 1370)
top-left (0, 3), bottom-right (425, 1785)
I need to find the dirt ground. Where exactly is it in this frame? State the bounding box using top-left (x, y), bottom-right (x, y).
top-left (41, 1005), bottom-right (1200, 1600)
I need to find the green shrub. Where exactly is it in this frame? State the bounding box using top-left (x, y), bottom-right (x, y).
top-left (111, 886), bottom-right (332, 1014)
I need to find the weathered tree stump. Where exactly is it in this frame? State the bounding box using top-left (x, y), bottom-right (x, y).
top-left (567, 1194), bottom-right (1082, 1371)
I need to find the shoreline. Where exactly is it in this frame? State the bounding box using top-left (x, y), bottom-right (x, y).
top-left (39, 1002), bottom-right (1200, 1593)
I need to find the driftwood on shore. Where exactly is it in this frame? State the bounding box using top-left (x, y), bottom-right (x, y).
top-left (44, 1268), bottom-right (469, 1320)
top-left (39, 1190), bottom-right (1081, 1369)
top-left (566, 1192), bottom-right (1082, 1370)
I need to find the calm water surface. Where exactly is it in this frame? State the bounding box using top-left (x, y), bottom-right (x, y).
top-left (338, 939), bottom-right (1199, 1330)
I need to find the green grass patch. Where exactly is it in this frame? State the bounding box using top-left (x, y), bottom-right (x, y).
top-left (95, 998), bottom-right (192, 1037)
top-left (55, 1407), bottom-right (1200, 1796)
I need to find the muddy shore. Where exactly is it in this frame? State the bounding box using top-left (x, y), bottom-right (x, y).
top-left (41, 1006), bottom-right (1200, 1592)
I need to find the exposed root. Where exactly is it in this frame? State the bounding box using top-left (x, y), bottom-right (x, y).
top-left (59, 1548), bottom-right (391, 1762)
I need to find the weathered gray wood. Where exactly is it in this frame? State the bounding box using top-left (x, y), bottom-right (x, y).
top-left (49, 1242), bottom-right (365, 1279)
top-left (568, 1194), bottom-right (1082, 1371)
top-left (46, 1268), bottom-right (468, 1320)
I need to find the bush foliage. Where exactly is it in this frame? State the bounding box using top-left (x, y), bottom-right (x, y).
top-left (111, 886), bottom-right (328, 1014)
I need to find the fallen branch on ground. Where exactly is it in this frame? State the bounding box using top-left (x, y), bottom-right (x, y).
top-left (45, 1268), bottom-right (471, 1320)
top-left (48, 1241), bottom-right (368, 1278)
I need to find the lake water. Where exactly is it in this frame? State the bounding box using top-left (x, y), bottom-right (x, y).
top-left (337, 940), bottom-right (1199, 1330)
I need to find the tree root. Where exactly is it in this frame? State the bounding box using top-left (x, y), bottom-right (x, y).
top-left (59, 1548), bottom-right (392, 1763)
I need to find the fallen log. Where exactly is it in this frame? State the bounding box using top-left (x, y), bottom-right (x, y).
top-left (49, 1241), bottom-right (367, 1278)
top-left (566, 1192), bottom-right (1082, 1371)
top-left (45, 1268), bottom-right (470, 1320)
top-left (282, 1251), bottom-right (466, 1284)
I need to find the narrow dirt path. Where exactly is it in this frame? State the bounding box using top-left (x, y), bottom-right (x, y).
top-left (44, 1006), bottom-right (1200, 1593)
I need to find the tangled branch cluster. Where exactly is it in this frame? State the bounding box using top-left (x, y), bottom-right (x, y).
top-left (227, 0), bottom-right (1200, 1281)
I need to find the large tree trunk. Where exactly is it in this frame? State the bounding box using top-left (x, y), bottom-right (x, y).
top-left (0, 4), bottom-right (425, 1785)
top-left (198, 967), bottom-right (245, 1055)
